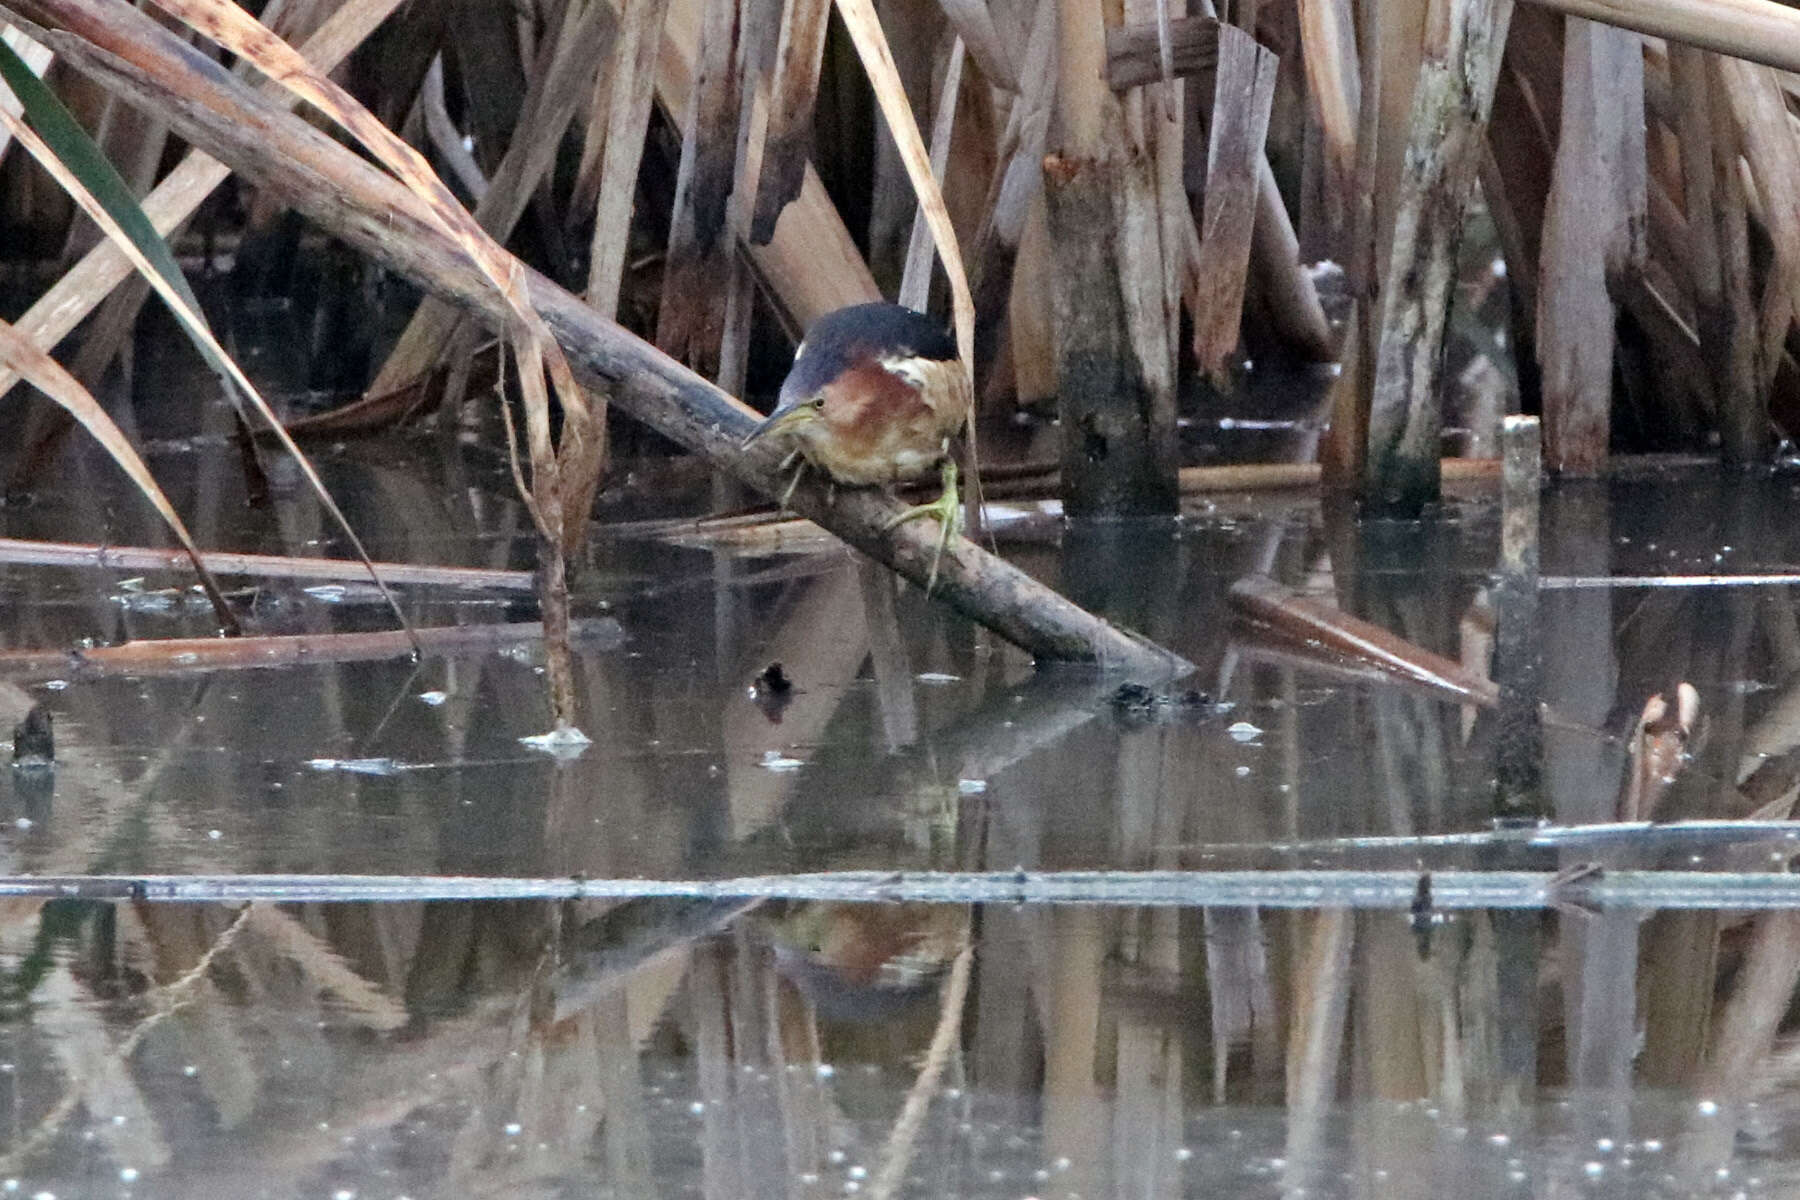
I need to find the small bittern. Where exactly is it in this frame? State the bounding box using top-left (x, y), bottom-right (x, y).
top-left (741, 302), bottom-right (972, 587)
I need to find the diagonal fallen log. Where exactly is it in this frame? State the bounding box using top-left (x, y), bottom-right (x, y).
top-left (0, 0), bottom-right (1190, 680)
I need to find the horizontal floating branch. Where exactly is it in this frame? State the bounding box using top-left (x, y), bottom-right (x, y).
top-left (0, 536), bottom-right (536, 590)
top-left (0, 618), bottom-right (622, 680)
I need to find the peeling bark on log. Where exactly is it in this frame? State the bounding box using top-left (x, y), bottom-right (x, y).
top-left (0, 0), bottom-right (1188, 677)
top-left (1362, 0), bottom-right (1515, 514)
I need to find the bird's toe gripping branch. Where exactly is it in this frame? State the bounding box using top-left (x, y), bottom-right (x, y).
top-left (883, 457), bottom-right (962, 593)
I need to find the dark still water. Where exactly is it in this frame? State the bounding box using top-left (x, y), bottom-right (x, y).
top-left (9, 337), bottom-right (1800, 1192)
top-left (0, 895), bottom-right (1791, 1198)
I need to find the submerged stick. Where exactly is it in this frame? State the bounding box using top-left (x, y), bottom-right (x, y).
top-left (0, 536), bottom-right (536, 590)
top-left (0, 0), bottom-right (1188, 679)
top-left (1493, 415), bottom-right (1544, 817)
top-left (0, 619), bottom-right (622, 680)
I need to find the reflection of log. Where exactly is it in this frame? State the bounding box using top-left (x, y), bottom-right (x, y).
top-left (3, 0), bottom-right (1188, 679)
top-left (1229, 575), bottom-right (1500, 705)
top-left (1230, 575), bottom-right (1623, 742)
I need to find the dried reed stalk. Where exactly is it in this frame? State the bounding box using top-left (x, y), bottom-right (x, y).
top-left (0, 314), bottom-right (235, 627)
top-left (1190, 25), bottom-right (1276, 380)
top-left (898, 35), bottom-right (965, 312)
top-left (1523, 0), bottom-right (1800, 75)
top-left (1537, 19), bottom-right (1643, 474)
top-left (586, 0), bottom-right (670, 316)
top-left (1295, 0), bottom-right (1357, 236)
top-left (142, 0), bottom-right (593, 728)
top-left (835, 0), bottom-right (975, 369)
top-left (0, 535), bottom-right (535, 590)
top-left (750, 0), bottom-right (830, 242)
top-left (934, 0), bottom-right (1016, 90)
top-left (368, 3), bottom-right (612, 400)
top-left (0, 620), bottom-right (616, 681)
top-left (656, 0), bottom-right (743, 376)
top-left (660, 0), bottom-right (882, 324)
top-left (1708, 56), bottom-right (1766, 464)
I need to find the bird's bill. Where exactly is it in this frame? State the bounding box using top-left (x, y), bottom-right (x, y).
top-left (739, 404), bottom-right (814, 449)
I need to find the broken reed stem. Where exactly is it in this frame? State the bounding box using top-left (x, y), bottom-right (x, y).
top-left (1520, 0), bottom-right (1800, 77)
top-left (1190, 26), bottom-right (1277, 381)
top-left (0, 0), bottom-right (1189, 678)
top-left (1494, 415), bottom-right (1544, 818)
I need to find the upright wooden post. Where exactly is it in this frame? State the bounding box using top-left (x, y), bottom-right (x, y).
top-left (1361, 0), bottom-right (1515, 513)
top-left (1042, 0), bottom-right (1180, 518)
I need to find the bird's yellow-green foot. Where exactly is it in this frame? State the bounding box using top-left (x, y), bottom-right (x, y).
top-left (883, 456), bottom-right (960, 593)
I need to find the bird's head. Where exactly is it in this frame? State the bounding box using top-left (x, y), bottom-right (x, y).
top-left (739, 302), bottom-right (956, 452)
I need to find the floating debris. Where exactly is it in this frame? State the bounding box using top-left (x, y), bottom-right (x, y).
top-left (10, 702), bottom-right (53, 769)
top-left (519, 727), bottom-right (594, 758)
top-left (748, 662), bottom-right (796, 723)
top-left (1107, 683), bottom-right (1213, 728)
top-left (306, 757), bottom-right (405, 776)
top-left (417, 690), bottom-right (448, 706)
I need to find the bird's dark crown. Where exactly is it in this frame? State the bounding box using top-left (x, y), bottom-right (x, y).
top-left (778, 302), bottom-right (955, 408)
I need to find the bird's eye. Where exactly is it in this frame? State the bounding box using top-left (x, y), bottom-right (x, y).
top-left (811, 397), bottom-right (825, 409)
